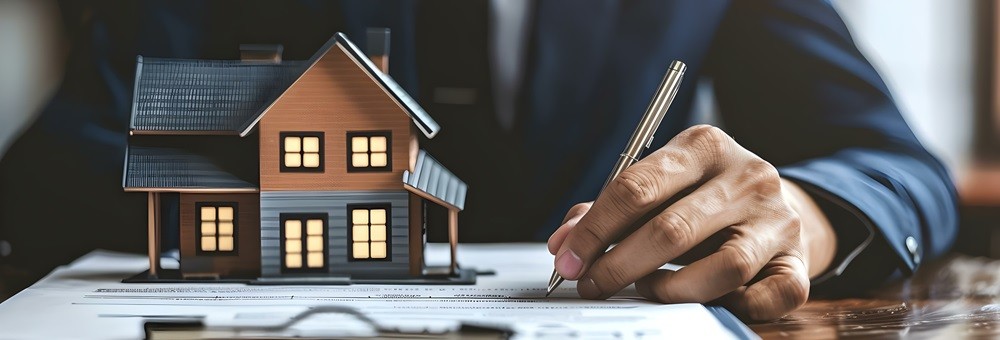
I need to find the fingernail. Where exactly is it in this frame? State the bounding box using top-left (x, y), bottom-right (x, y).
top-left (578, 277), bottom-right (602, 299)
top-left (555, 250), bottom-right (583, 279)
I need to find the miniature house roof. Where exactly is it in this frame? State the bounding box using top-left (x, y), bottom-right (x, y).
top-left (403, 150), bottom-right (467, 211)
top-left (130, 58), bottom-right (308, 134)
top-left (129, 33), bottom-right (440, 138)
top-left (123, 145), bottom-right (258, 192)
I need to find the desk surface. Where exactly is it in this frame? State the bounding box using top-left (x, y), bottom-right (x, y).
top-left (751, 255), bottom-right (1000, 339)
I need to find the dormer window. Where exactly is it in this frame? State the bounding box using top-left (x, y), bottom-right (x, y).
top-left (347, 131), bottom-right (391, 172)
top-left (281, 132), bottom-right (324, 172)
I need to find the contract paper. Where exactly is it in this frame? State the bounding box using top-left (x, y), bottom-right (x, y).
top-left (0, 244), bottom-right (740, 339)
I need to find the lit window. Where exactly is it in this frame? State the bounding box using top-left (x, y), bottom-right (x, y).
top-left (281, 214), bottom-right (327, 271)
top-left (281, 132), bottom-right (323, 172)
top-left (350, 205), bottom-right (389, 260)
top-left (197, 203), bottom-right (237, 254)
top-left (347, 132), bottom-right (391, 172)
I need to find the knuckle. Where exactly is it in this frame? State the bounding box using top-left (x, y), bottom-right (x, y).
top-left (784, 212), bottom-right (803, 236)
top-left (563, 202), bottom-right (592, 223)
top-left (749, 182), bottom-right (781, 202)
top-left (651, 210), bottom-right (694, 248)
top-left (722, 244), bottom-right (758, 284)
top-left (577, 223), bottom-right (610, 250)
top-left (752, 277), bottom-right (808, 321)
top-left (597, 261), bottom-right (633, 289)
top-left (653, 285), bottom-right (682, 304)
top-left (747, 259), bottom-right (810, 321)
top-left (783, 274), bottom-right (810, 309)
top-left (746, 296), bottom-right (778, 321)
top-left (571, 202), bottom-right (593, 214)
top-left (684, 124), bottom-right (724, 142)
top-left (766, 205), bottom-right (802, 241)
top-left (610, 168), bottom-right (659, 210)
top-left (640, 274), bottom-right (681, 303)
top-left (649, 147), bottom-right (694, 175)
top-left (705, 181), bottom-right (735, 205)
top-left (685, 125), bottom-right (731, 156)
top-left (748, 158), bottom-right (779, 180)
top-left (741, 162), bottom-right (781, 200)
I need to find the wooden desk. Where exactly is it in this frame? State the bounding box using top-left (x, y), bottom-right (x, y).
top-left (751, 255), bottom-right (1000, 339)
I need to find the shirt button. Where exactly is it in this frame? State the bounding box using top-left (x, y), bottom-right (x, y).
top-left (905, 236), bottom-right (919, 264)
top-left (0, 240), bottom-right (10, 257)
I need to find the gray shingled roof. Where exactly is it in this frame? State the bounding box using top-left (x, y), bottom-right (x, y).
top-left (130, 57), bottom-right (308, 133)
top-left (131, 33), bottom-right (441, 139)
top-left (123, 146), bottom-right (257, 190)
top-left (403, 150), bottom-right (467, 211)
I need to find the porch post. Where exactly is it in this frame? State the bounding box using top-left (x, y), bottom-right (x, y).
top-left (448, 209), bottom-right (458, 275)
top-left (147, 192), bottom-right (161, 277)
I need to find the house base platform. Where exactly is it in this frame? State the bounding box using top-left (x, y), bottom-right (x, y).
top-left (122, 267), bottom-right (478, 285)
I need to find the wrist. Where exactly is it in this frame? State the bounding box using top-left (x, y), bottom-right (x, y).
top-left (780, 178), bottom-right (836, 278)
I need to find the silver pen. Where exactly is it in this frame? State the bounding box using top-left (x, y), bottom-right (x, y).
top-left (547, 60), bottom-right (687, 297)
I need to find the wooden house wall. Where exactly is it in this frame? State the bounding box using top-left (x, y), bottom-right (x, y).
top-left (258, 44), bottom-right (413, 191)
top-left (408, 193), bottom-right (425, 276)
top-left (259, 190), bottom-right (411, 277)
top-left (179, 193), bottom-right (261, 278)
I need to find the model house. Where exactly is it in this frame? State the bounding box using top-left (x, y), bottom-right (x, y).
top-left (121, 30), bottom-right (470, 283)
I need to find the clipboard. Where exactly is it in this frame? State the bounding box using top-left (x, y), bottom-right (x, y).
top-left (707, 306), bottom-right (760, 340)
top-left (143, 304), bottom-right (759, 339)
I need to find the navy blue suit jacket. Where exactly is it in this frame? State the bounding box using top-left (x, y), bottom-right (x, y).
top-left (0, 0), bottom-right (957, 294)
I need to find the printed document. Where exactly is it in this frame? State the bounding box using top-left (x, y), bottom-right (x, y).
top-left (0, 244), bottom-right (741, 339)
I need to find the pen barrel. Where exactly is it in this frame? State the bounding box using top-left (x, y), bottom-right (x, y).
top-left (602, 60), bottom-right (686, 190)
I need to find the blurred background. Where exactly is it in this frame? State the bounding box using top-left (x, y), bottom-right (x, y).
top-left (1, 1), bottom-right (998, 256)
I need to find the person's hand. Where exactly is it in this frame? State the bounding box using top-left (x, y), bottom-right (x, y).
top-left (547, 125), bottom-right (836, 321)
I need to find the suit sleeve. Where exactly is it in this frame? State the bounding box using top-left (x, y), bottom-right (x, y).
top-left (706, 0), bottom-right (958, 293)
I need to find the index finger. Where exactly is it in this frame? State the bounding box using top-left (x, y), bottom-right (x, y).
top-left (548, 202), bottom-right (593, 255)
top-left (555, 145), bottom-right (709, 280)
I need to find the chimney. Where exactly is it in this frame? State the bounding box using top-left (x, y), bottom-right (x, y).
top-left (239, 44), bottom-right (283, 63)
top-left (367, 28), bottom-right (390, 73)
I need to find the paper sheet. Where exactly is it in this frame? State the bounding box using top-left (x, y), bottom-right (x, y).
top-left (0, 244), bottom-right (737, 339)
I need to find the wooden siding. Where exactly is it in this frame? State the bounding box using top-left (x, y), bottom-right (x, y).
top-left (409, 193), bottom-right (425, 276)
top-left (259, 191), bottom-right (410, 277)
top-left (259, 43), bottom-right (412, 191)
top-left (179, 193), bottom-right (261, 278)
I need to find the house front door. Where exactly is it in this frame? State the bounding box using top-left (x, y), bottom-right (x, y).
top-left (279, 213), bottom-right (328, 274)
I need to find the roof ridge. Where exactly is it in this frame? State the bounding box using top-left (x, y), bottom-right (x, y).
top-left (139, 57), bottom-right (311, 65)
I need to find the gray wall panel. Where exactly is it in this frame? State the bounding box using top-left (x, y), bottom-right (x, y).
top-left (259, 190), bottom-right (411, 277)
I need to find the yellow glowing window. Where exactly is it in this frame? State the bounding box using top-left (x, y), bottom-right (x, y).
top-left (282, 215), bottom-right (326, 270)
top-left (350, 206), bottom-right (389, 260)
top-left (281, 132), bottom-right (323, 172)
top-left (347, 132), bottom-right (391, 171)
top-left (197, 204), bottom-right (236, 254)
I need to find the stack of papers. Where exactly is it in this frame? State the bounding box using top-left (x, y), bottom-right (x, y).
top-left (0, 244), bottom-right (750, 339)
